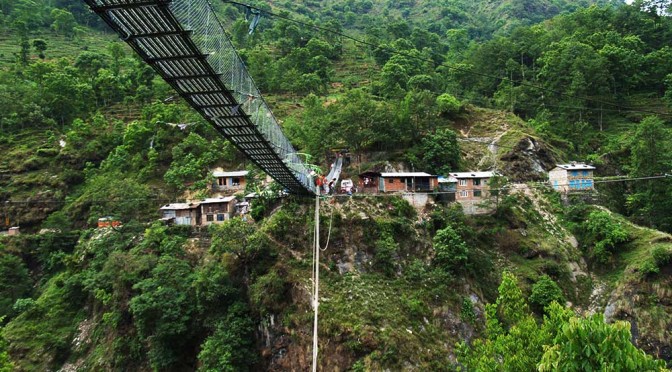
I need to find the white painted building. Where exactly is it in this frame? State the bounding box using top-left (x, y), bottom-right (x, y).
top-left (548, 163), bottom-right (596, 193)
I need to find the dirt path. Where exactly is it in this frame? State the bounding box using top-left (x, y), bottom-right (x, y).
top-left (475, 127), bottom-right (510, 168)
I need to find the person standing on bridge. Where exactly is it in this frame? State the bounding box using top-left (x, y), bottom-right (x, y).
top-left (328, 178), bottom-right (336, 195)
top-left (323, 175), bottom-right (330, 194)
top-left (315, 173), bottom-right (323, 194)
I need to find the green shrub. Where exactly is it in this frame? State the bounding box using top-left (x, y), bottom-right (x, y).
top-left (639, 259), bottom-right (660, 276)
top-left (640, 246), bottom-right (672, 277)
top-left (432, 225), bottom-right (469, 275)
top-left (460, 297), bottom-right (477, 324)
top-left (0, 319), bottom-right (11, 372)
top-left (565, 202), bottom-right (590, 224)
top-left (429, 203), bottom-right (465, 234)
top-left (11, 298), bottom-right (35, 314)
top-left (130, 256), bottom-right (195, 370)
top-left (2, 272), bottom-right (84, 371)
top-left (250, 203), bottom-right (266, 221)
top-left (350, 360), bottom-right (367, 372)
top-left (0, 254), bottom-right (32, 318)
top-left (19, 156), bottom-right (47, 171)
top-left (374, 234), bottom-right (398, 277)
top-left (197, 302), bottom-right (256, 372)
top-left (249, 269), bottom-right (289, 315)
top-left (101, 311), bottom-right (121, 328)
top-left (436, 93), bottom-right (462, 117)
top-left (404, 259), bottom-right (427, 282)
top-left (529, 275), bottom-right (565, 313)
top-left (584, 211), bottom-right (630, 263)
top-left (389, 197), bottom-right (416, 219)
top-left (538, 315), bottom-right (667, 371)
top-left (403, 296), bottom-right (428, 319)
top-left (36, 148), bottom-right (59, 157)
top-left (652, 246), bottom-right (672, 267)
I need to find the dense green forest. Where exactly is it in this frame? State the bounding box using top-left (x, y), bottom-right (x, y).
top-left (0, 0), bottom-right (672, 370)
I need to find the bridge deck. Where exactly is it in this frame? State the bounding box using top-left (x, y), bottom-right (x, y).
top-left (85, 0), bottom-right (316, 195)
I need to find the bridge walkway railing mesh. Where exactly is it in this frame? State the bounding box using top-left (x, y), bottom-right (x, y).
top-left (85, 0), bottom-right (317, 195)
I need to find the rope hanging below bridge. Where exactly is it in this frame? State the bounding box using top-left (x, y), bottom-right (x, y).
top-left (312, 195), bottom-right (320, 372)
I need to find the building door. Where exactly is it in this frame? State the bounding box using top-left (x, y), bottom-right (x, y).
top-left (416, 178), bottom-right (429, 191)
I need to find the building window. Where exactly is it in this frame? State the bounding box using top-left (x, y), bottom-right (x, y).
top-left (571, 171), bottom-right (578, 177)
top-left (474, 190), bottom-right (482, 197)
top-left (473, 179), bottom-right (481, 186)
top-left (460, 190), bottom-right (469, 197)
top-left (232, 177), bottom-right (240, 186)
top-left (217, 214), bottom-right (226, 221)
top-left (206, 214), bottom-right (214, 222)
top-left (459, 179), bottom-right (467, 186)
top-left (388, 179), bottom-right (394, 183)
top-left (218, 178), bottom-right (226, 186)
top-left (583, 171), bottom-right (589, 176)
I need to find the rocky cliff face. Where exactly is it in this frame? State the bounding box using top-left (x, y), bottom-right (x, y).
top-left (500, 137), bottom-right (558, 181)
top-left (249, 184), bottom-right (672, 370)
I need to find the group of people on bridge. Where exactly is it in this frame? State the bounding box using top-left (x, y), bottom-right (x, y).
top-left (314, 174), bottom-right (336, 195)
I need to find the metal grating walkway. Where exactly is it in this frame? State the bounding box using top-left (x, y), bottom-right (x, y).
top-left (84, 0), bottom-right (316, 195)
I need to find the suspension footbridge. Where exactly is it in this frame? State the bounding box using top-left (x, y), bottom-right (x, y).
top-left (84, 0), bottom-right (318, 195)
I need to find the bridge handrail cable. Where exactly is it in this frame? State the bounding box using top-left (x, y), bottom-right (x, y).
top-left (171, 0), bottom-right (315, 193)
top-left (88, 0), bottom-right (316, 194)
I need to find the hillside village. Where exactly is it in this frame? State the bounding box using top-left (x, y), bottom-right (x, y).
top-left (155, 160), bottom-right (600, 227)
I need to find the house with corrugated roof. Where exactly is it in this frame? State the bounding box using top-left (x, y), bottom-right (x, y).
top-left (378, 172), bottom-right (438, 192)
top-left (450, 171), bottom-right (498, 201)
top-left (548, 162), bottom-right (596, 192)
top-left (212, 170), bottom-right (248, 191)
top-left (160, 202), bottom-right (201, 226)
top-left (200, 196), bottom-right (237, 225)
top-left (358, 171), bottom-right (381, 193)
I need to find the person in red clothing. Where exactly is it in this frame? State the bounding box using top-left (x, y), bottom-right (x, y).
top-left (315, 174), bottom-right (323, 194)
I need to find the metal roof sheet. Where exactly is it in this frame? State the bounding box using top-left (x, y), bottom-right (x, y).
top-left (213, 170), bottom-right (249, 177)
top-left (160, 203), bottom-right (200, 210)
top-left (450, 171), bottom-right (497, 178)
top-left (380, 172), bottom-right (434, 177)
top-left (555, 163), bottom-right (596, 170)
top-left (200, 196), bottom-right (237, 204)
top-left (438, 176), bottom-right (458, 183)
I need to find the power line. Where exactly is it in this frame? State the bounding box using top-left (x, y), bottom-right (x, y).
top-left (222, 0), bottom-right (366, 45)
top-left (221, 0), bottom-right (672, 118)
top-left (1, 197), bottom-right (173, 205)
top-left (458, 137), bottom-right (520, 151)
top-left (594, 174), bottom-right (670, 183)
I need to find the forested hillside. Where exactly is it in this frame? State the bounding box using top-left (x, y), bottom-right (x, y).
top-left (1, 0), bottom-right (672, 370)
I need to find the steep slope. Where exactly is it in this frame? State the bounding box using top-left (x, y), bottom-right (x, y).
top-left (243, 187), bottom-right (671, 369)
